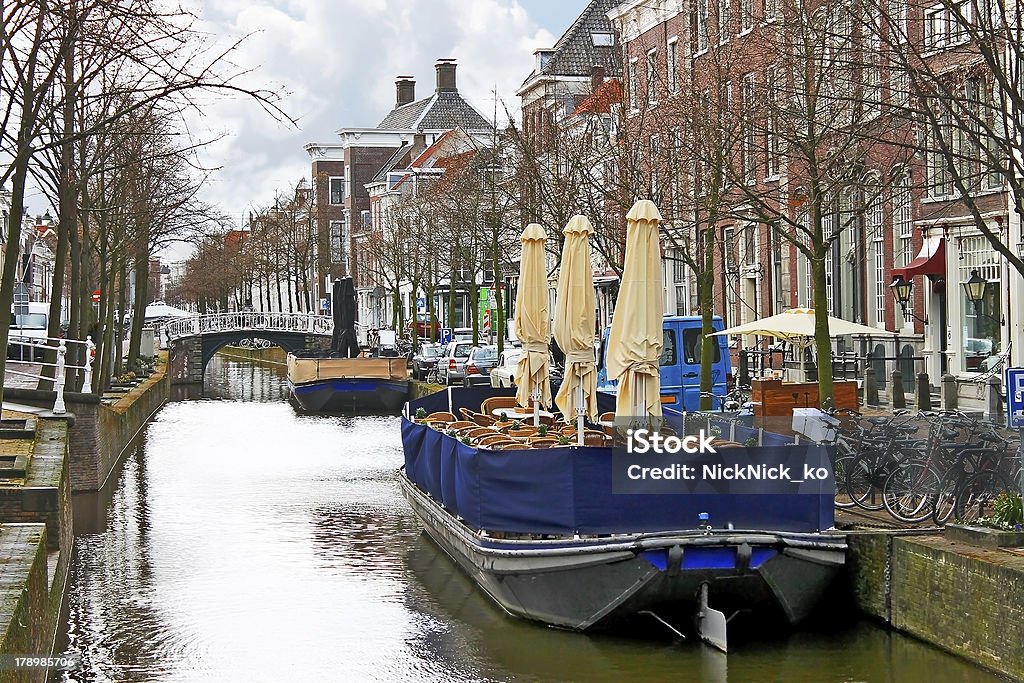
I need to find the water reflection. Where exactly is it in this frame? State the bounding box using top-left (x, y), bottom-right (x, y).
top-left (60, 357), bottom-right (1004, 683)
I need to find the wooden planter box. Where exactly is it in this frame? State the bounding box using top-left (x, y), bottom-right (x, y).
top-left (945, 524), bottom-right (1024, 548)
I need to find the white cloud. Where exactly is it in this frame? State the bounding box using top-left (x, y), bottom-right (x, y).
top-left (165, 0), bottom-right (556, 260)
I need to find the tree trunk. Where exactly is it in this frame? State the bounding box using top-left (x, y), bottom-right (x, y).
top-left (127, 248), bottom-right (149, 368)
top-left (698, 226), bottom-right (717, 411)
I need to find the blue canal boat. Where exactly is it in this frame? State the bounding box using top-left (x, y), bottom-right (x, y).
top-left (399, 386), bottom-right (847, 651)
top-left (286, 277), bottom-right (409, 414)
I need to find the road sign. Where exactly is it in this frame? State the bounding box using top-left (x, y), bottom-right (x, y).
top-left (1007, 367), bottom-right (1024, 428)
top-left (483, 309), bottom-right (491, 333)
top-left (416, 296), bottom-right (426, 311)
top-left (91, 289), bottom-right (101, 303)
top-left (440, 327), bottom-right (453, 345)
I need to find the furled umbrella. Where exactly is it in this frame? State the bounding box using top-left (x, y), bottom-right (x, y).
top-left (606, 200), bottom-right (664, 421)
top-left (513, 223), bottom-right (551, 425)
top-left (331, 277), bottom-right (361, 359)
top-left (553, 215), bottom-right (598, 445)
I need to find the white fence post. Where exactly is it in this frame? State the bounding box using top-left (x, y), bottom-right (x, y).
top-left (53, 340), bottom-right (67, 414)
top-left (82, 336), bottom-right (95, 393)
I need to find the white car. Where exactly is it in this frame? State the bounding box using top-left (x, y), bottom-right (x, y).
top-left (490, 349), bottom-right (522, 387)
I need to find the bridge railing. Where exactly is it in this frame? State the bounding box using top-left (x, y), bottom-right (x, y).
top-left (165, 312), bottom-right (334, 340)
top-left (6, 336), bottom-right (96, 414)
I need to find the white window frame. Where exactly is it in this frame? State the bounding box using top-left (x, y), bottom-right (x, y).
top-left (628, 57), bottom-right (639, 111)
top-left (328, 177), bottom-right (345, 205)
top-left (892, 173), bottom-right (914, 326)
top-left (646, 48), bottom-right (658, 105)
top-left (696, 0), bottom-right (710, 54)
top-left (741, 0), bottom-right (754, 33)
top-left (718, 0), bottom-right (731, 44)
top-left (667, 38), bottom-right (679, 93)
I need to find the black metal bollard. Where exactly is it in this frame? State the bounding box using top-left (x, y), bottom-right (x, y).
top-left (891, 369), bottom-right (905, 409)
top-left (917, 372), bottom-right (932, 411)
top-left (865, 367), bottom-right (879, 406)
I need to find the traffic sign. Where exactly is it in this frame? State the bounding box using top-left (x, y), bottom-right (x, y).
top-left (416, 296), bottom-right (426, 311)
top-left (1007, 367), bottom-right (1024, 428)
top-left (482, 309), bottom-right (491, 333)
top-left (91, 289), bottom-right (101, 303)
top-left (440, 327), bottom-right (453, 345)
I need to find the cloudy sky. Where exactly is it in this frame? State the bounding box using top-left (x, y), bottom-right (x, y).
top-left (171, 0), bottom-right (588, 258)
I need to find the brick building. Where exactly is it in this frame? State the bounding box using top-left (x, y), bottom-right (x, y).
top-left (305, 60), bottom-right (492, 325)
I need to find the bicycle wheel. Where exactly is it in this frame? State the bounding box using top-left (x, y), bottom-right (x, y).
top-left (845, 453), bottom-right (885, 511)
top-left (954, 470), bottom-right (1014, 523)
top-left (930, 471), bottom-right (960, 526)
top-left (882, 460), bottom-right (941, 523)
top-left (832, 452), bottom-right (857, 509)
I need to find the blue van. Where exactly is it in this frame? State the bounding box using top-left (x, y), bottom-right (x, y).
top-left (596, 315), bottom-right (732, 412)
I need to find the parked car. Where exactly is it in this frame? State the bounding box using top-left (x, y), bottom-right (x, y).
top-left (489, 346), bottom-right (564, 398)
top-left (407, 313), bottom-right (440, 339)
top-left (453, 327), bottom-right (474, 341)
top-left (410, 342), bottom-right (443, 380)
top-left (438, 340), bottom-right (475, 385)
top-left (490, 348), bottom-right (522, 388)
top-left (8, 303), bottom-right (50, 361)
top-left (462, 345), bottom-right (499, 386)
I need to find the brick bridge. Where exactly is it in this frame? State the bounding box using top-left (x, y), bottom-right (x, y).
top-left (165, 312), bottom-right (334, 384)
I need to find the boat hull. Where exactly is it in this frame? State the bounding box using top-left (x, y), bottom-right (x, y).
top-left (289, 377), bottom-right (409, 413)
top-left (399, 471), bottom-right (846, 633)
top-left (286, 353), bottom-right (409, 414)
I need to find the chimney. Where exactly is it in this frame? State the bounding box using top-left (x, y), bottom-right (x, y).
top-left (435, 59), bottom-right (457, 92)
top-left (591, 65), bottom-right (606, 91)
top-left (395, 76), bottom-right (416, 106)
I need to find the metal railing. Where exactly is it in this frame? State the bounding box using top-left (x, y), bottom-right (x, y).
top-left (6, 336), bottom-right (96, 414)
top-left (164, 312), bottom-right (334, 341)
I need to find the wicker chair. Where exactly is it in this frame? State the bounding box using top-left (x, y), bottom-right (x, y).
top-left (481, 396), bottom-right (518, 418)
top-left (527, 438), bottom-right (558, 449)
top-left (460, 407), bottom-right (496, 427)
top-left (582, 430), bottom-right (611, 447)
top-left (425, 411), bottom-right (457, 423)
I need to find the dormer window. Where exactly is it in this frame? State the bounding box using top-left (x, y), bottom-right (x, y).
top-left (591, 32), bottom-right (614, 46)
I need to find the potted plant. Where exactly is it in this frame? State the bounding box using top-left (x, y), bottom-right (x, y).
top-left (945, 493), bottom-right (1024, 548)
top-left (414, 408), bottom-right (427, 424)
top-left (507, 420), bottom-right (535, 439)
top-left (556, 435), bottom-right (571, 446)
top-left (537, 424), bottom-right (549, 437)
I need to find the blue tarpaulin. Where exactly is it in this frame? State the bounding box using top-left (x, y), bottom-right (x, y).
top-left (402, 388), bottom-right (834, 535)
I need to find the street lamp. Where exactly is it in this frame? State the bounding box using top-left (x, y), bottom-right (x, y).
top-left (889, 275), bottom-right (927, 323)
top-left (961, 269), bottom-right (1003, 324)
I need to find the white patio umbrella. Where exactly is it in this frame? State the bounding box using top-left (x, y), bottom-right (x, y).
top-left (710, 308), bottom-right (895, 381)
top-left (513, 223), bottom-right (551, 426)
top-left (553, 215), bottom-right (598, 445)
top-left (607, 200), bottom-right (664, 421)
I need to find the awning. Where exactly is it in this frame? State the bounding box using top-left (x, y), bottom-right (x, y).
top-left (892, 235), bottom-right (945, 279)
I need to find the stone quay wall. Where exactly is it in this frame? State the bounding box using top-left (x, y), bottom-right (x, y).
top-left (5, 356), bottom-right (169, 492)
top-left (0, 416), bottom-right (76, 679)
top-left (848, 532), bottom-right (1024, 681)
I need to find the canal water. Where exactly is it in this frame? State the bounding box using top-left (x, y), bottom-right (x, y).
top-left (59, 356), bottom-right (1005, 682)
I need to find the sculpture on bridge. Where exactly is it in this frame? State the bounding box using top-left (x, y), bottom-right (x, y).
top-left (331, 278), bottom-right (361, 359)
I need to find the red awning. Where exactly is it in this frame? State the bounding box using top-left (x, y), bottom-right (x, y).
top-left (892, 235), bottom-right (945, 279)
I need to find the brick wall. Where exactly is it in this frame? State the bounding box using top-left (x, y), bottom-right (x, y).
top-left (848, 532), bottom-right (1024, 680)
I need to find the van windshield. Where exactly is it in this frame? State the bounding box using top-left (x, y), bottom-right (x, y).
top-left (11, 313), bottom-right (47, 329)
